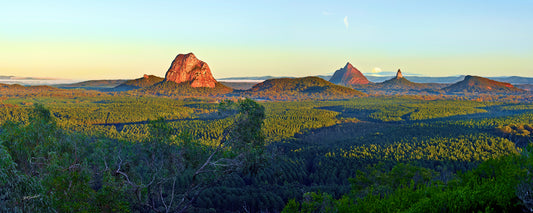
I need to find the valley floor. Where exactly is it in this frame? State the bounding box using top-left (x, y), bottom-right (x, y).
top-left (1, 93), bottom-right (532, 212)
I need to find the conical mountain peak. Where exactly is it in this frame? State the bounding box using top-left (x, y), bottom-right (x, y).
top-left (329, 62), bottom-right (370, 85)
top-left (345, 62), bottom-right (355, 69)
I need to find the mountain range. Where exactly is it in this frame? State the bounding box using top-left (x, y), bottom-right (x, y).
top-left (218, 75), bottom-right (533, 85)
top-left (3, 54), bottom-right (532, 100)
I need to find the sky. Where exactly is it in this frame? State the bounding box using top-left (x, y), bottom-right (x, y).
top-left (1, 0), bottom-right (532, 80)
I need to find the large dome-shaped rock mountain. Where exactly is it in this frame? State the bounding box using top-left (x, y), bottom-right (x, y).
top-left (329, 62), bottom-right (370, 85)
top-left (164, 53), bottom-right (217, 88)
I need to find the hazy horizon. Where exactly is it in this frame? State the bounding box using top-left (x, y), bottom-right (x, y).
top-left (1, 1), bottom-right (532, 79)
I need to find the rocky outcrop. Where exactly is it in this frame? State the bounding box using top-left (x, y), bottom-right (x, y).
top-left (375, 69), bottom-right (429, 90)
top-left (396, 69), bottom-right (403, 79)
top-left (164, 53), bottom-right (217, 88)
top-left (329, 63), bottom-right (370, 85)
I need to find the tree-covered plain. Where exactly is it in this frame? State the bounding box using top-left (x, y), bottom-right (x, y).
top-left (1, 93), bottom-right (532, 212)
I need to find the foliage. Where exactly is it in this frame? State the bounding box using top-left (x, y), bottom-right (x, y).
top-left (0, 99), bottom-right (268, 212)
top-left (244, 76), bottom-right (366, 100)
top-left (1, 94), bottom-right (533, 212)
top-left (285, 148), bottom-right (533, 212)
top-left (135, 81), bottom-right (233, 97)
top-left (114, 75), bottom-right (164, 90)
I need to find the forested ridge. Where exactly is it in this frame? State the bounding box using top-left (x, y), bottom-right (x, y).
top-left (1, 93), bottom-right (533, 212)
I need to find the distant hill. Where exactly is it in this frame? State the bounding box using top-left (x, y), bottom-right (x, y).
top-left (398, 76), bottom-right (464, 84)
top-left (219, 76), bottom-right (282, 81)
top-left (444, 75), bottom-right (524, 93)
top-left (219, 75), bottom-right (331, 81)
top-left (0, 83), bottom-right (101, 98)
top-left (221, 75), bottom-right (533, 85)
top-left (244, 76), bottom-right (365, 100)
top-left (329, 63), bottom-right (370, 85)
top-left (516, 84), bottom-right (533, 91)
top-left (489, 76), bottom-right (533, 84)
top-left (219, 81), bottom-right (259, 90)
top-left (138, 81), bottom-right (233, 97)
top-left (376, 70), bottom-right (430, 90)
top-left (114, 75), bottom-right (164, 91)
top-left (1, 83), bottom-right (64, 93)
top-left (56, 79), bottom-right (127, 89)
top-left (349, 70), bottom-right (446, 95)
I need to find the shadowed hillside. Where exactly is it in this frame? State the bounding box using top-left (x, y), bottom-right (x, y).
top-left (114, 74), bottom-right (164, 91)
top-left (0, 83), bottom-right (103, 98)
top-left (377, 69), bottom-right (430, 90)
top-left (444, 75), bottom-right (524, 94)
top-left (137, 81), bottom-right (233, 97)
top-left (55, 80), bottom-right (127, 89)
top-left (244, 76), bottom-right (366, 100)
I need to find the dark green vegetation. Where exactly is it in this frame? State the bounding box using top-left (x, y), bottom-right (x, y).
top-left (55, 79), bottom-right (127, 90)
top-left (218, 81), bottom-right (259, 90)
top-left (1, 91), bottom-right (533, 212)
top-left (115, 75), bottom-right (164, 91)
top-left (0, 83), bottom-right (104, 98)
top-left (377, 76), bottom-right (430, 90)
top-left (1, 99), bottom-right (266, 212)
top-left (350, 77), bottom-right (442, 96)
top-left (349, 75), bottom-right (530, 99)
top-left (54, 73), bottom-right (531, 102)
top-left (245, 77), bottom-right (366, 100)
top-left (136, 81), bottom-right (234, 97)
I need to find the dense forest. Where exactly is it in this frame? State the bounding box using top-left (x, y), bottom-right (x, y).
top-left (1, 90), bottom-right (533, 212)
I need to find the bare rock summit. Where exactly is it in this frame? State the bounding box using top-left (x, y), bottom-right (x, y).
top-left (329, 62), bottom-right (370, 86)
top-left (164, 53), bottom-right (217, 88)
top-left (396, 69), bottom-right (403, 79)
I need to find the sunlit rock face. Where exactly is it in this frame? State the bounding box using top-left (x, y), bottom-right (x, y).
top-left (329, 62), bottom-right (370, 85)
top-left (396, 69), bottom-right (403, 79)
top-left (164, 53), bottom-right (217, 88)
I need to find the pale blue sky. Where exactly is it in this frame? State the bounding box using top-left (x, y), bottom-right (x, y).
top-left (1, 0), bottom-right (532, 79)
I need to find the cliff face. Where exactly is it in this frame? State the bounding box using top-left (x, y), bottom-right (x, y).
top-left (164, 53), bottom-right (217, 88)
top-left (329, 63), bottom-right (370, 86)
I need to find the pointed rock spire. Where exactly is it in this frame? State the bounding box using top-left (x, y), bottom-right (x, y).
top-left (395, 69), bottom-right (403, 79)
